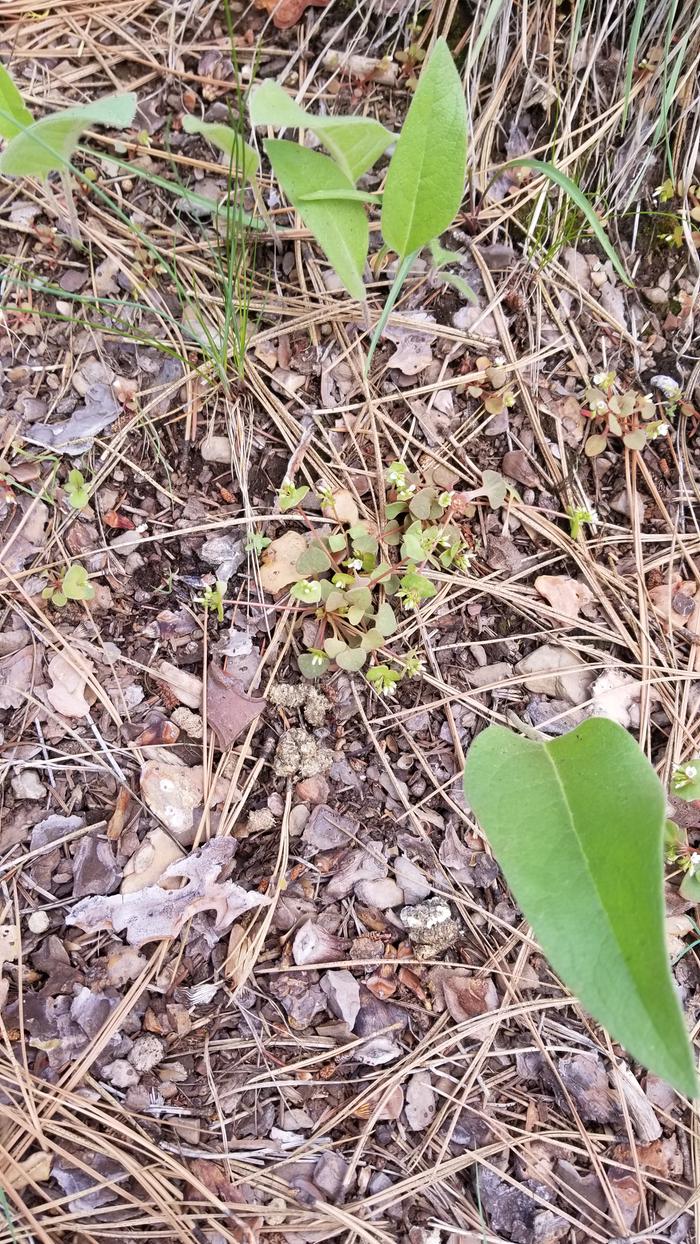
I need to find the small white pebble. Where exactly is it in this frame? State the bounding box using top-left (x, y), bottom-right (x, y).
top-left (28, 911), bottom-right (50, 934)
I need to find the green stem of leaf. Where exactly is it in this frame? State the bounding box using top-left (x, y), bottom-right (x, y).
top-left (365, 249), bottom-right (418, 374)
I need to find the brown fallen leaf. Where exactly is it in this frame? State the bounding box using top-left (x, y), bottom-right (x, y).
top-left (430, 966), bottom-right (499, 1021)
top-left (322, 488), bottom-right (359, 526)
top-left (7, 1150), bottom-right (53, 1192)
top-left (535, 575), bottom-right (595, 620)
top-left (206, 662), bottom-right (266, 749)
top-left (259, 530), bottom-right (306, 593)
top-left (612, 1136), bottom-right (683, 1180)
top-left (254, 0), bottom-right (330, 29)
top-left (649, 578), bottom-right (700, 633)
top-left (550, 1052), bottom-right (619, 1124)
top-left (66, 838), bottom-right (269, 945)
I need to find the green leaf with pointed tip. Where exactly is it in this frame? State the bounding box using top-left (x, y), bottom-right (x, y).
top-left (296, 543), bottom-right (332, 575)
top-left (0, 92), bottom-right (137, 178)
top-left (249, 80), bottom-right (392, 181)
top-left (481, 469), bottom-right (508, 509)
top-left (61, 562), bottom-right (94, 602)
top-left (382, 38), bottom-right (467, 258)
top-left (335, 645), bottom-right (367, 672)
top-left (464, 719), bottom-right (698, 1097)
top-left (374, 602), bottom-right (397, 637)
top-left (265, 140), bottom-right (367, 300)
top-left (0, 63), bottom-right (33, 139)
top-left (182, 114), bottom-right (258, 182)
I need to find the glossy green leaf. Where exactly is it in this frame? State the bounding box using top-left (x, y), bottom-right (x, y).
top-left (507, 158), bottom-right (631, 287)
top-left (381, 38), bottom-right (467, 258)
top-left (0, 63), bottom-right (34, 139)
top-left (465, 719), bottom-right (698, 1097)
top-left (182, 115), bottom-right (259, 182)
top-left (0, 92), bottom-right (137, 178)
top-left (265, 139), bottom-right (367, 301)
top-left (250, 80), bottom-right (392, 181)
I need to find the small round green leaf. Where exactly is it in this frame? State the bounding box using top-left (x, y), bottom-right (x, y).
top-left (335, 646), bottom-right (367, 672)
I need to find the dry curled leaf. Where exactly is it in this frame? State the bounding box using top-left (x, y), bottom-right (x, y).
top-left (534, 575), bottom-right (595, 620)
top-left (206, 662), bottom-right (266, 749)
top-left (0, 645), bottom-right (37, 710)
top-left (46, 651), bottom-right (94, 719)
top-left (292, 919), bottom-right (343, 965)
top-left (155, 660), bottom-right (202, 709)
top-left (120, 828), bottom-right (185, 894)
top-left (27, 383), bottom-right (119, 455)
top-left (254, 0), bottom-right (330, 28)
top-left (431, 966), bottom-right (499, 1021)
top-left (66, 838), bottom-right (268, 945)
top-left (259, 530), bottom-right (307, 594)
top-left (649, 578), bottom-right (700, 633)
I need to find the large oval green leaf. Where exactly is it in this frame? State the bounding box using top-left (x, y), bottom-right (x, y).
top-left (0, 63), bottom-right (34, 139)
top-left (0, 93), bottom-right (137, 178)
top-left (381, 37), bottom-right (467, 258)
top-left (464, 718), bottom-right (697, 1097)
top-left (265, 139), bottom-right (367, 301)
top-left (250, 80), bottom-right (392, 181)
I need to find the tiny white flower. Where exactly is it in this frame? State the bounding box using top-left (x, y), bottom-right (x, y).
top-left (382, 682), bottom-right (397, 696)
top-left (686, 766), bottom-right (698, 779)
top-left (345, 557), bottom-right (363, 571)
top-left (691, 852), bottom-right (700, 876)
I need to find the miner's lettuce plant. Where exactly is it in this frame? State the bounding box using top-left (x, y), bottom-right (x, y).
top-left (465, 719), bottom-right (698, 1097)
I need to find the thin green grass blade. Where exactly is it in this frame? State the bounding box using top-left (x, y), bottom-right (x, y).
top-left (509, 157), bottom-right (631, 285)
